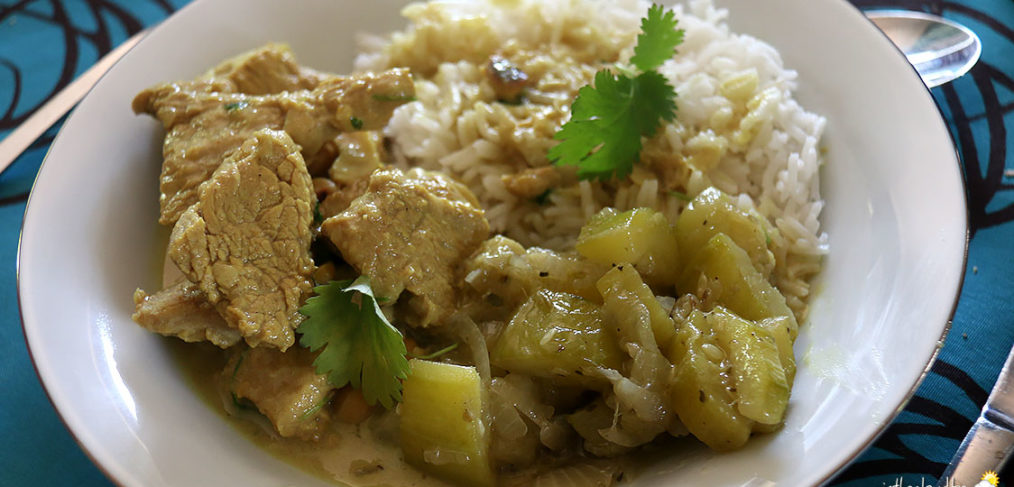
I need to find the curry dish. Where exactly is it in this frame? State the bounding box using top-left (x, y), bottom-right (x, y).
top-left (130, 1), bottom-right (826, 484)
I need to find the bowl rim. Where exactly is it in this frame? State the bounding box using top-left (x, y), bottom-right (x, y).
top-left (15, 1), bottom-right (210, 485)
top-left (809, 0), bottom-right (969, 480)
top-left (15, 0), bottom-right (971, 485)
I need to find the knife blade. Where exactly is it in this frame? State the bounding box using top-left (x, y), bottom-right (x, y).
top-left (0, 30), bottom-right (146, 175)
top-left (938, 343), bottom-right (1014, 486)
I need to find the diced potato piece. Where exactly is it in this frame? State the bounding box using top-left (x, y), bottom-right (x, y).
top-left (400, 360), bottom-right (495, 487)
top-left (667, 310), bottom-right (752, 451)
top-left (708, 307), bottom-right (789, 425)
top-left (490, 289), bottom-right (623, 384)
top-left (577, 207), bottom-right (679, 287)
top-left (676, 232), bottom-right (797, 331)
top-left (675, 187), bottom-right (775, 277)
top-left (596, 265), bottom-right (676, 355)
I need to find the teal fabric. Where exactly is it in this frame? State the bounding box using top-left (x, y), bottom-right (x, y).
top-left (0, 3), bottom-right (189, 486)
top-left (835, 1), bottom-right (1014, 485)
top-left (0, 0), bottom-right (1011, 486)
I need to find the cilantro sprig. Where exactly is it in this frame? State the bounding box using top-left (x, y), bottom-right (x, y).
top-left (550, 4), bottom-right (683, 180)
top-left (630, 5), bottom-right (685, 71)
top-left (297, 276), bottom-right (409, 409)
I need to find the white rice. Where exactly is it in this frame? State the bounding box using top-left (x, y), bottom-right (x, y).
top-left (354, 0), bottom-right (828, 318)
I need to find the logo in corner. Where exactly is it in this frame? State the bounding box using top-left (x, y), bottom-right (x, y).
top-left (975, 470), bottom-right (1000, 487)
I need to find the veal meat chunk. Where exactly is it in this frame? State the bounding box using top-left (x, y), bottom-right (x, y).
top-left (134, 68), bottom-right (414, 226)
top-left (169, 129), bottom-right (315, 350)
top-left (229, 346), bottom-right (335, 441)
top-left (132, 280), bottom-right (241, 348)
top-left (198, 43), bottom-right (324, 95)
top-left (321, 168), bottom-right (490, 327)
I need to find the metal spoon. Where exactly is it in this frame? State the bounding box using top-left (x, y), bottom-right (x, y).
top-left (866, 10), bottom-right (982, 88)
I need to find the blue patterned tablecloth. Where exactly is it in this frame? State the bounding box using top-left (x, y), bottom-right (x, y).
top-left (1, 0), bottom-right (1012, 486)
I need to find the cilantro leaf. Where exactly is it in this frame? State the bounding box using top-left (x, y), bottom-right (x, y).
top-left (630, 4), bottom-right (684, 72)
top-left (550, 4), bottom-right (683, 180)
top-left (634, 70), bottom-right (678, 126)
top-left (549, 70), bottom-right (677, 180)
top-left (312, 201), bottom-right (323, 225)
top-left (297, 277), bottom-right (409, 409)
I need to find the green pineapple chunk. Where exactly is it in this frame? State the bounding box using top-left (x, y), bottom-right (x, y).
top-left (595, 265), bottom-right (676, 355)
top-left (400, 360), bottom-right (495, 487)
top-left (576, 207), bottom-right (679, 287)
top-left (490, 289), bottom-right (623, 384)
top-left (667, 310), bottom-right (752, 451)
top-left (676, 232), bottom-right (796, 331)
top-left (758, 315), bottom-right (797, 385)
top-left (666, 307), bottom-right (792, 450)
top-left (708, 307), bottom-right (789, 425)
top-left (751, 314), bottom-right (798, 434)
top-left (675, 187), bottom-right (776, 277)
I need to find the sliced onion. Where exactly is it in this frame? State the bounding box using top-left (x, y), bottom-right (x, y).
top-left (538, 416), bottom-right (572, 452)
top-left (449, 313), bottom-right (491, 386)
top-left (489, 389), bottom-right (529, 441)
top-left (490, 374), bottom-right (554, 428)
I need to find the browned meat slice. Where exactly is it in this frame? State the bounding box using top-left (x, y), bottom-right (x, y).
top-left (169, 129), bottom-right (315, 350)
top-left (200, 43), bottom-right (324, 95)
top-left (229, 346), bottom-right (335, 441)
top-left (321, 168), bottom-right (490, 327)
top-left (134, 68), bottom-right (413, 226)
top-left (131, 280), bottom-right (241, 348)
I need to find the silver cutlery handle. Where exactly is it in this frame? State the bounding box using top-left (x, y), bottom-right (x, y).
top-left (939, 342), bottom-right (1014, 486)
top-left (938, 416), bottom-right (1014, 486)
top-left (0, 30), bottom-right (145, 175)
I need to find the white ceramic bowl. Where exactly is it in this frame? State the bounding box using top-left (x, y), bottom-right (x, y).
top-left (19, 0), bottom-right (967, 485)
